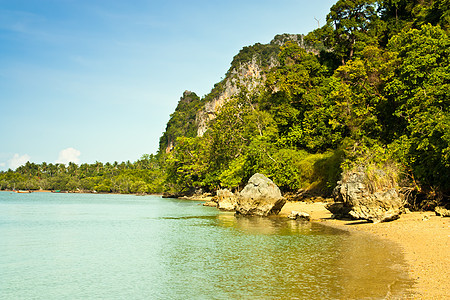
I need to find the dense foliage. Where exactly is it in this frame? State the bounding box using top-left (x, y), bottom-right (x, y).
top-left (159, 91), bottom-right (203, 153)
top-left (0, 155), bottom-right (164, 194)
top-left (163, 0), bottom-right (450, 203)
top-left (2, 0), bottom-right (449, 205)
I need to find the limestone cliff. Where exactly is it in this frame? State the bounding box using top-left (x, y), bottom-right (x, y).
top-left (195, 34), bottom-right (311, 137)
top-left (160, 34), bottom-right (312, 152)
top-left (196, 55), bottom-right (276, 136)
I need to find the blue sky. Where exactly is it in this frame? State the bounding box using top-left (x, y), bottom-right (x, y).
top-left (0, 0), bottom-right (336, 170)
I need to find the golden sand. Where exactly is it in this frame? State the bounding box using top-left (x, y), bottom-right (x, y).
top-left (280, 201), bottom-right (450, 299)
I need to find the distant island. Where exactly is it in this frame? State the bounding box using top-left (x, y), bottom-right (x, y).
top-left (1, 0), bottom-right (449, 212)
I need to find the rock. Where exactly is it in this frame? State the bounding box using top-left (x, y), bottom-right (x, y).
top-left (325, 202), bottom-right (352, 219)
top-left (216, 189), bottom-right (237, 211)
top-left (203, 201), bottom-right (218, 208)
top-left (235, 173), bottom-right (286, 216)
top-left (162, 193), bottom-right (180, 198)
top-left (183, 192), bottom-right (213, 201)
top-left (287, 211), bottom-right (311, 221)
top-left (435, 206), bottom-right (450, 217)
top-left (196, 57), bottom-right (278, 137)
top-left (329, 169), bottom-right (404, 223)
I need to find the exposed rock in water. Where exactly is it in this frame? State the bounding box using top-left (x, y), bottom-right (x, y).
top-left (328, 169), bottom-right (404, 223)
top-left (203, 201), bottom-right (218, 208)
top-left (180, 191), bottom-right (214, 201)
top-left (287, 211), bottom-right (311, 221)
top-left (435, 206), bottom-right (450, 217)
top-left (216, 189), bottom-right (237, 211)
top-left (162, 193), bottom-right (181, 199)
top-left (235, 173), bottom-right (285, 216)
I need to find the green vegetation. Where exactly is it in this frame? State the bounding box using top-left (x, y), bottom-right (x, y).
top-left (0, 155), bottom-right (164, 194)
top-left (228, 42), bottom-right (280, 71)
top-left (162, 0), bottom-right (449, 205)
top-left (159, 91), bottom-right (203, 153)
top-left (1, 0), bottom-right (449, 206)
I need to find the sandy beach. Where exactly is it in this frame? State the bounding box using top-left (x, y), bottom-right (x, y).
top-left (280, 202), bottom-right (450, 299)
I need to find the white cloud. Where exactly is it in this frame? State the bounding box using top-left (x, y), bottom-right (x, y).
top-left (7, 153), bottom-right (31, 170)
top-left (56, 147), bottom-right (81, 165)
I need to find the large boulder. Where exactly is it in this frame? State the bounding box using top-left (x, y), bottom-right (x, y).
top-left (235, 173), bottom-right (286, 216)
top-left (216, 189), bottom-right (237, 211)
top-left (328, 169), bottom-right (404, 223)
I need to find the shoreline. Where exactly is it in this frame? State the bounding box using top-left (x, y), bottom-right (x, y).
top-left (279, 201), bottom-right (450, 299)
top-left (0, 190), bottom-right (164, 196)
top-left (4, 191), bottom-right (447, 297)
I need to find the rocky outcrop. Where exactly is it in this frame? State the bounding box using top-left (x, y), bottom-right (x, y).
top-left (270, 33), bottom-right (320, 55)
top-left (196, 57), bottom-right (271, 137)
top-left (328, 169), bottom-right (404, 223)
top-left (203, 201), bottom-right (218, 208)
top-left (216, 189), bottom-right (237, 211)
top-left (235, 173), bottom-right (285, 216)
top-left (435, 206), bottom-right (450, 217)
top-left (162, 35), bottom-right (320, 148)
top-left (287, 211), bottom-right (311, 221)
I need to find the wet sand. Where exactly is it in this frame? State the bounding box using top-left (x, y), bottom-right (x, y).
top-left (279, 201), bottom-right (450, 299)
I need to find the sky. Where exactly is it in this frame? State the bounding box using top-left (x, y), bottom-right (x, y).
top-left (0, 0), bottom-right (337, 170)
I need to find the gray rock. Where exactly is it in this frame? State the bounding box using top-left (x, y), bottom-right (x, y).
top-left (196, 58), bottom-right (276, 137)
top-left (287, 211), bottom-right (311, 221)
top-left (203, 201), bottom-right (218, 208)
top-left (325, 202), bottom-right (352, 219)
top-left (235, 173), bottom-right (285, 216)
top-left (216, 189), bottom-right (237, 211)
top-left (435, 206), bottom-right (450, 217)
top-left (329, 170), bottom-right (404, 223)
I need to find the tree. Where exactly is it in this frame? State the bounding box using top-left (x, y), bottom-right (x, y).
top-left (165, 137), bottom-right (207, 193)
top-left (159, 91), bottom-right (203, 153)
top-left (67, 162), bottom-right (78, 176)
top-left (204, 95), bottom-right (271, 172)
top-left (326, 0), bottom-right (379, 64)
top-left (266, 42), bottom-right (327, 99)
top-left (386, 24), bottom-right (450, 193)
top-left (332, 45), bottom-right (397, 142)
top-left (264, 42), bottom-right (339, 151)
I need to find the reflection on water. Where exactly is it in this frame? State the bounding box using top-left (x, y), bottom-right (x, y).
top-left (163, 211), bottom-right (414, 299)
top-left (0, 193), bottom-right (414, 299)
top-left (217, 213), bottom-right (342, 235)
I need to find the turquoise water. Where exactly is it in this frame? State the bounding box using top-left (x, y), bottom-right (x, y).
top-left (0, 192), bottom-right (413, 299)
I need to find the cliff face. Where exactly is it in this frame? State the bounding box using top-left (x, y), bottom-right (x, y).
top-left (271, 33), bottom-right (305, 47)
top-left (159, 34), bottom-right (310, 152)
top-left (195, 34), bottom-right (317, 137)
top-left (196, 56), bottom-right (276, 136)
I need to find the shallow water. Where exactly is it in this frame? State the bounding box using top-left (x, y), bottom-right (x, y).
top-left (0, 192), bottom-right (413, 299)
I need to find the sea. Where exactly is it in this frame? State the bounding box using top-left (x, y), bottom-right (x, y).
top-left (0, 192), bottom-right (414, 299)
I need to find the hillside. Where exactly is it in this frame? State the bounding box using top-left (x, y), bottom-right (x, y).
top-left (159, 34), bottom-right (307, 151)
top-left (159, 0), bottom-right (450, 208)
